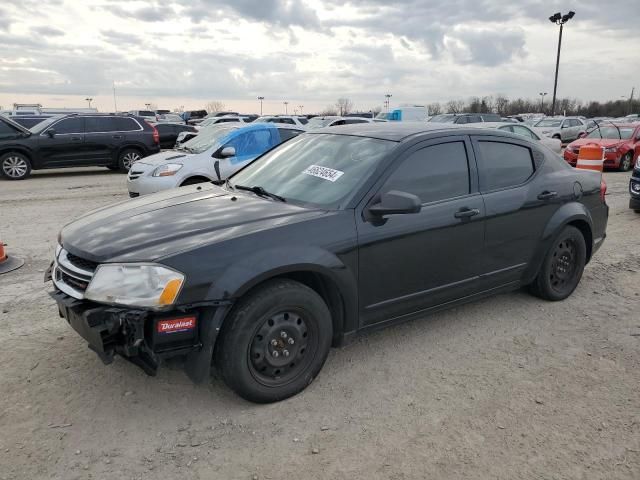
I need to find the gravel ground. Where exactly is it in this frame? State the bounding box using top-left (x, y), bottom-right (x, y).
top-left (0, 167), bottom-right (639, 480)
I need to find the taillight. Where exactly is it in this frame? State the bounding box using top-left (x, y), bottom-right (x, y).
top-left (600, 178), bottom-right (607, 202)
top-left (151, 124), bottom-right (159, 144)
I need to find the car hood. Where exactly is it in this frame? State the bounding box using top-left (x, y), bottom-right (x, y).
top-left (567, 138), bottom-right (626, 148)
top-left (61, 184), bottom-right (325, 263)
top-left (133, 150), bottom-right (194, 167)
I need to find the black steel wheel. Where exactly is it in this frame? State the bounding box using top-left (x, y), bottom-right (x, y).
top-left (215, 279), bottom-right (332, 403)
top-left (530, 225), bottom-right (586, 301)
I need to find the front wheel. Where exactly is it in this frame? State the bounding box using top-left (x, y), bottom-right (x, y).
top-left (215, 279), bottom-right (333, 403)
top-left (1, 152), bottom-right (32, 180)
top-left (529, 226), bottom-right (586, 301)
top-left (619, 152), bottom-right (633, 172)
top-left (118, 149), bottom-right (142, 172)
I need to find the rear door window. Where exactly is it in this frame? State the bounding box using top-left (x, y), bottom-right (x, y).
top-left (114, 117), bottom-right (141, 131)
top-left (277, 128), bottom-right (303, 142)
top-left (382, 141), bottom-right (470, 204)
top-left (85, 117), bottom-right (118, 133)
top-left (476, 141), bottom-right (535, 191)
top-left (512, 125), bottom-right (537, 139)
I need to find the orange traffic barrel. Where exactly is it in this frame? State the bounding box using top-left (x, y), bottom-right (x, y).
top-left (0, 237), bottom-right (24, 274)
top-left (576, 144), bottom-right (604, 172)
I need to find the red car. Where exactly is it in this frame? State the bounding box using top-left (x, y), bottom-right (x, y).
top-left (563, 123), bottom-right (640, 171)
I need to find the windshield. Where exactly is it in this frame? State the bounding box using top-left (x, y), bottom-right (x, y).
top-left (253, 117), bottom-right (273, 123)
top-left (586, 126), bottom-right (633, 140)
top-left (306, 117), bottom-right (338, 129)
top-left (182, 124), bottom-right (239, 154)
top-left (535, 119), bottom-right (562, 127)
top-left (229, 134), bottom-right (397, 208)
top-left (29, 116), bottom-right (62, 134)
top-left (429, 114), bottom-right (456, 123)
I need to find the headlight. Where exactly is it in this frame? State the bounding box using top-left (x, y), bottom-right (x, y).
top-left (604, 147), bottom-right (617, 153)
top-left (85, 264), bottom-right (185, 308)
top-left (153, 164), bottom-right (183, 177)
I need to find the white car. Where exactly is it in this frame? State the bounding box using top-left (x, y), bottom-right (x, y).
top-left (475, 122), bottom-right (563, 154)
top-left (128, 110), bottom-right (158, 123)
top-left (156, 113), bottom-right (185, 124)
top-left (306, 116), bottom-right (376, 129)
top-left (127, 123), bottom-right (305, 197)
top-left (174, 118), bottom-right (250, 147)
top-left (253, 115), bottom-right (308, 127)
top-left (531, 117), bottom-right (586, 143)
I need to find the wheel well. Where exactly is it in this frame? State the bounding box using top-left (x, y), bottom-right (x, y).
top-left (180, 176), bottom-right (210, 186)
top-left (0, 148), bottom-right (32, 162)
top-left (240, 271), bottom-right (346, 346)
top-left (567, 219), bottom-right (592, 262)
top-left (118, 145), bottom-right (144, 158)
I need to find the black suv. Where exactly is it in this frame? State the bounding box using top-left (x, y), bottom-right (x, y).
top-left (0, 114), bottom-right (160, 180)
top-left (47, 123), bottom-right (608, 403)
top-left (630, 156), bottom-right (640, 212)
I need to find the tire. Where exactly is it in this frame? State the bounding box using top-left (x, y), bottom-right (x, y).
top-left (0, 152), bottom-right (32, 180)
top-left (530, 226), bottom-right (587, 301)
top-left (215, 279), bottom-right (333, 403)
top-left (118, 148), bottom-right (142, 172)
top-left (635, 210), bottom-right (640, 214)
top-left (619, 152), bottom-right (633, 172)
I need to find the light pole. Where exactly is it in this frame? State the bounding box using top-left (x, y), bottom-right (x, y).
top-left (384, 94), bottom-right (392, 112)
top-left (145, 103), bottom-right (151, 110)
top-left (549, 11), bottom-right (575, 116)
top-left (85, 97), bottom-right (93, 108)
top-left (284, 101), bottom-right (289, 115)
top-left (299, 105), bottom-right (304, 115)
top-left (539, 92), bottom-right (548, 113)
top-left (257, 96), bottom-right (264, 115)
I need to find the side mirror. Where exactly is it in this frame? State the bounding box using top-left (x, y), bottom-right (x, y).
top-left (47, 128), bottom-right (56, 137)
top-left (220, 146), bottom-right (236, 158)
top-left (578, 132), bottom-right (586, 138)
top-left (368, 191), bottom-right (421, 217)
top-left (561, 125), bottom-right (568, 129)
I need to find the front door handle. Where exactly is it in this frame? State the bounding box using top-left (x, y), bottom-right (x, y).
top-left (454, 208), bottom-right (480, 219)
top-left (70, 136), bottom-right (82, 142)
top-left (112, 135), bottom-right (123, 139)
top-left (537, 191), bottom-right (558, 200)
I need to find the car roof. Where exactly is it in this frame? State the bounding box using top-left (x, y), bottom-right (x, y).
top-left (472, 122), bottom-right (524, 129)
top-left (307, 121), bottom-right (467, 141)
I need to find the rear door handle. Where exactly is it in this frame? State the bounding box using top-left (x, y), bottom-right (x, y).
top-left (537, 191), bottom-right (558, 200)
top-left (112, 135), bottom-right (123, 139)
top-left (70, 136), bottom-right (82, 142)
top-left (454, 208), bottom-right (480, 219)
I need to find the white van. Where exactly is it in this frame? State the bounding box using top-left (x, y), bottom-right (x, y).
top-left (375, 106), bottom-right (428, 122)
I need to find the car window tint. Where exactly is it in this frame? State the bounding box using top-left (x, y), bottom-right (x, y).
top-left (383, 141), bottom-right (470, 204)
top-left (279, 118), bottom-right (295, 125)
top-left (277, 128), bottom-right (303, 142)
top-left (345, 119), bottom-right (368, 124)
top-left (85, 117), bottom-right (119, 133)
top-left (499, 125), bottom-right (515, 133)
top-left (468, 115), bottom-right (482, 123)
top-left (455, 116), bottom-right (468, 124)
top-left (114, 117), bottom-right (140, 131)
top-left (298, 118), bottom-right (308, 125)
top-left (477, 141), bottom-right (534, 191)
top-left (53, 117), bottom-right (84, 134)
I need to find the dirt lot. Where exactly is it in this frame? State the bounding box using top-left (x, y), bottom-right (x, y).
top-left (1, 167), bottom-right (639, 480)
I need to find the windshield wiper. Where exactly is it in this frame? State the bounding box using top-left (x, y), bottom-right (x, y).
top-left (233, 184), bottom-right (286, 202)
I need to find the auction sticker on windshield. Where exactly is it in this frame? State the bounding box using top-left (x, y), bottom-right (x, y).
top-left (302, 165), bottom-right (344, 182)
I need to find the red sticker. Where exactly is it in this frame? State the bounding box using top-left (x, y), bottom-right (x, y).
top-left (157, 317), bottom-right (197, 334)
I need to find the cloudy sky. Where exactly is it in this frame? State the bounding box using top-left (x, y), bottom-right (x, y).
top-left (0, 0), bottom-right (638, 114)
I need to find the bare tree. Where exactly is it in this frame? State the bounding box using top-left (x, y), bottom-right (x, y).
top-left (427, 102), bottom-right (441, 115)
top-left (206, 101), bottom-right (226, 113)
top-left (335, 98), bottom-right (354, 116)
top-left (371, 105), bottom-right (382, 116)
top-left (494, 95), bottom-right (509, 116)
top-left (446, 100), bottom-right (465, 114)
top-left (320, 105), bottom-right (338, 116)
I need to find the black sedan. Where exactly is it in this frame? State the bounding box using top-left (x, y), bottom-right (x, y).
top-left (47, 123), bottom-right (609, 403)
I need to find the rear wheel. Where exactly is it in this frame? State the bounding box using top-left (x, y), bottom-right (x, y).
top-left (530, 226), bottom-right (586, 301)
top-left (215, 279), bottom-right (332, 403)
top-left (118, 149), bottom-right (142, 172)
top-left (619, 152), bottom-right (633, 172)
top-left (1, 152), bottom-right (31, 180)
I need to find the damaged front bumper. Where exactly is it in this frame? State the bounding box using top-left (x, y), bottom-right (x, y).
top-left (49, 288), bottom-right (231, 383)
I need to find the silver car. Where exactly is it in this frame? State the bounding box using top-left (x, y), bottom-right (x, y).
top-left (475, 122), bottom-right (562, 154)
top-left (532, 117), bottom-right (586, 143)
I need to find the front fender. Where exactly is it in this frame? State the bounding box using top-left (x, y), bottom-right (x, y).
top-left (522, 201), bottom-right (593, 283)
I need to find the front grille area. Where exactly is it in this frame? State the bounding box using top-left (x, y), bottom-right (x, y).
top-left (52, 248), bottom-right (96, 299)
top-left (66, 252), bottom-right (98, 272)
top-left (128, 170), bottom-right (144, 181)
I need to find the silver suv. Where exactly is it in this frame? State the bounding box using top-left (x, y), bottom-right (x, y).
top-left (532, 117), bottom-right (586, 143)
